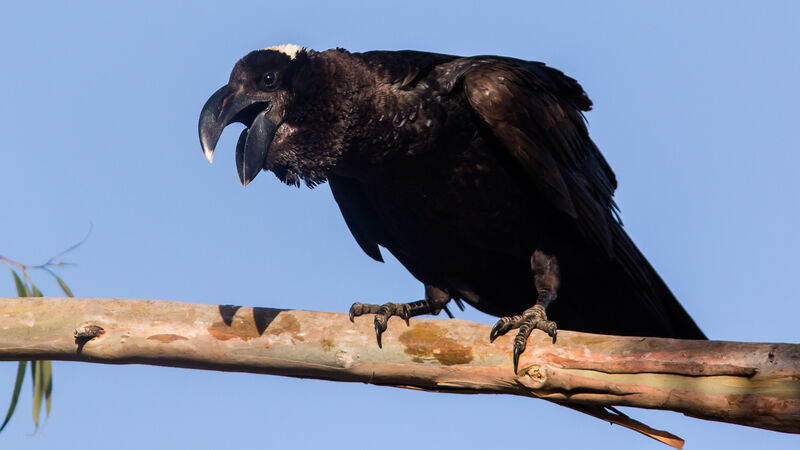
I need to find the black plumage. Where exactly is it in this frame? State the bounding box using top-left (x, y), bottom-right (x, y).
top-left (199, 45), bottom-right (706, 366)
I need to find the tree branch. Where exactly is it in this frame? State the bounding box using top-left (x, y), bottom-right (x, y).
top-left (1, 297), bottom-right (798, 447)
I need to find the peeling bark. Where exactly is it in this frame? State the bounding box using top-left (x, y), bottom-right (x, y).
top-left (0, 297), bottom-right (798, 447)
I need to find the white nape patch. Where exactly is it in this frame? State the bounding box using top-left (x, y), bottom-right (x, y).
top-left (265, 43), bottom-right (304, 60)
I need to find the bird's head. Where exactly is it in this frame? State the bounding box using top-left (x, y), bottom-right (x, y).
top-left (199, 44), bottom-right (348, 187)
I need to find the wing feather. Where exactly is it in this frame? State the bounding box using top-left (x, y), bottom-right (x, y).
top-left (329, 175), bottom-right (384, 262)
top-left (462, 60), bottom-right (617, 254)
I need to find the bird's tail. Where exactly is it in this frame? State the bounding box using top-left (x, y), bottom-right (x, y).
top-left (609, 226), bottom-right (707, 340)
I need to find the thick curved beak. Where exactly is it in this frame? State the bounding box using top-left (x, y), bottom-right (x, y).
top-left (199, 85), bottom-right (278, 186)
top-left (198, 85), bottom-right (236, 164)
top-left (235, 110), bottom-right (278, 186)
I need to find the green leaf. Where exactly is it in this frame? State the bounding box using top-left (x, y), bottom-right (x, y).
top-left (54, 276), bottom-right (73, 297)
top-left (31, 361), bottom-right (42, 428)
top-left (4, 261), bottom-right (67, 432)
top-left (42, 361), bottom-right (52, 418)
top-left (0, 361), bottom-right (27, 433)
top-left (10, 270), bottom-right (29, 297)
top-left (28, 288), bottom-right (52, 426)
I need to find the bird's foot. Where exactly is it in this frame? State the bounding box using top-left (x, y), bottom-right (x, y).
top-left (349, 299), bottom-right (449, 348)
top-left (489, 304), bottom-right (557, 373)
top-left (349, 302), bottom-right (412, 348)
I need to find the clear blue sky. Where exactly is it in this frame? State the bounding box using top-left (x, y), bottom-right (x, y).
top-left (1, 1), bottom-right (798, 448)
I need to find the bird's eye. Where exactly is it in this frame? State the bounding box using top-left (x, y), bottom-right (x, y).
top-left (262, 71), bottom-right (278, 89)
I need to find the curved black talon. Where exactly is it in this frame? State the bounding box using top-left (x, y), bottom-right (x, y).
top-left (512, 322), bottom-right (533, 373)
top-left (443, 306), bottom-right (454, 319)
top-left (397, 304), bottom-right (411, 326)
top-left (513, 342), bottom-right (524, 373)
top-left (544, 323), bottom-right (558, 343)
top-left (489, 319), bottom-right (503, 342)
top-left (375, 316), bottom-right (387, 348)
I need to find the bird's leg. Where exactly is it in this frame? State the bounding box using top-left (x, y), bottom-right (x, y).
top-left (349, 285), bottom-right (451, 348)
top-left (490, 250), bottom-right (559, 372)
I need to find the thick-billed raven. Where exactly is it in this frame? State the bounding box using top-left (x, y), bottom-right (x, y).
top-left (199, 45), bottom-right (706, 371)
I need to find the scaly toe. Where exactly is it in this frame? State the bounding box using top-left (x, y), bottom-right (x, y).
top-left (348, 302), bottom-right (361, 322)
top-left (348, 299), bottom-right (447, 349)
top-left (489, 315), bottom-right (522, 342)
top-left (536, 321), bottom-right (557, 342)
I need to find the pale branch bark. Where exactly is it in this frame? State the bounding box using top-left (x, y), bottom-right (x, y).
top-left (1, 297), bottom-right (798, 447)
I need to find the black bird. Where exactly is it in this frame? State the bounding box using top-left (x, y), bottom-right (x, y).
top-left (199, 45), bottom-right (706, 371)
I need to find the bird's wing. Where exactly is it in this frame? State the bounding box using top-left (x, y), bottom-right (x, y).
top-left (453, 59), bottom-right (705, 339)
top-left (458, 58), bottom-right (619, 255)
top-left (329, 174), bottom-right (384, 262)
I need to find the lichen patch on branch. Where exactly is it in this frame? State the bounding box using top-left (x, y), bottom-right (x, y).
top-left (207, 316), bottom-right (262, 341)
top-left (147, 334), bottom-right (189, 343)
top-left (268, 314), bottom-right (301, 336)
top-left (399, 322), bottom-right (473, 366)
